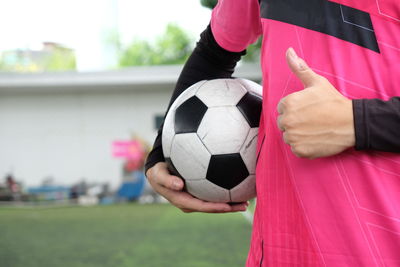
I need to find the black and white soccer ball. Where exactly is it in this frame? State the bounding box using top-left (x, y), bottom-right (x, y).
top-left (162, 78), bottom-right (262, 203)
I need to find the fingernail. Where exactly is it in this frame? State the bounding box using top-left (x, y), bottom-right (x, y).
top-left (173, 180), bottom-right (181, 190)
top-left (288, 47), bottom-right (308, 71)
top-left (288, 47), bottom-right (297, 60)
top-left (297, 57), bottom-right (309, 71)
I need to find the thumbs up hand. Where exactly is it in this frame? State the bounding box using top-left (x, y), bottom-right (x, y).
top-left (277, 48), bottom-right (355, 159)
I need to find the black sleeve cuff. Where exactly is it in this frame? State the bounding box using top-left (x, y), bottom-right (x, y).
top-left (144, 138), bottom-right (164, 175)
top-left (353, 97), bottom-right (400, 152)
top-left (353, 99), bottom-right (368, 150)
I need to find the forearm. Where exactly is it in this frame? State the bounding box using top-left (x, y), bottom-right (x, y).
top-left (353, 97), bottom-right (400, 152)
top-left (145, 25), bottom-right (246, 174)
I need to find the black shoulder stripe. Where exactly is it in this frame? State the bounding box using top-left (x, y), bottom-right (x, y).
top-left (260, 0), bottom-right (380, 53)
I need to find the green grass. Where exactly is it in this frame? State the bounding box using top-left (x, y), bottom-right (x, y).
top-left (0, 203), bottom-right (252, 267)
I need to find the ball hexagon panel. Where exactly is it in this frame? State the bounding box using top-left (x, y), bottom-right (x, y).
top-left (162, 108), bottom-right (176, 158)
top-left (236, 92), bottom-right (263, 128)
top-left (197, 106), bottom-right (250, 155)
top-left (170, 80), bottom-right (207, 112)
top-left (240, 128), bottom-right (259, 175)
top-left (206, 153), bottom-right (249, 190)
top-left (170, 133), bottom-right (211, 180)
top-left (185, 179), bottom-right (230, 203)
top-left (174, 96), bottom-right (208, 134)
top-left (195, 79), bottom-right (247, 107)
top-left (230, 175), bottom-right (256, 202)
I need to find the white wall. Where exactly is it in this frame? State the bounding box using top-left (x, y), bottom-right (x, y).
top-left (0, 89), bottom-right (170, 188)
top-left (0, 64), bottom-right (261, 189)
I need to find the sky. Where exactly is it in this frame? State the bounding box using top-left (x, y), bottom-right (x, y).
top-left (0, 0), bottom-right (212, 71)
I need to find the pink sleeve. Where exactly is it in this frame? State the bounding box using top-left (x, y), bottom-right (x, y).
top-left (211, 0), bottom-right (262, 52)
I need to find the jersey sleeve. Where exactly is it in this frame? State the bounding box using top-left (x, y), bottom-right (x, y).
top-left (211, 0), bottom-right (262, 52)
top-left (353, 97), bottom-right (400, 152)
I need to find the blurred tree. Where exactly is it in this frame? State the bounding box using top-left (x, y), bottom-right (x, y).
top-left (242, 38), bottom-right (262, 63)
top-left (0, 44), bottom-right (76, 72)
top-left (119, 40), bottom-right (154, 66)
top-left (200, 0), bottom-right (217, 9)
top-left (199, 0), bottom-right (261, 63)
top-left (119, 24), bottom-right (193, 67)
top-left (43, 46), bottom-right (76, 71)
top-left (0, 56), bottom-right (5, 71)
top-left (154, 24), bottom-right (193, 65)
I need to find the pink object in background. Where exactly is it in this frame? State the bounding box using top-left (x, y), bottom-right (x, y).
top-left (112, 140), bottom-right (145, 161)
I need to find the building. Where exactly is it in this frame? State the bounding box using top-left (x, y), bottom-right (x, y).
top-left (0, 64), bottom-right (262, 188)
top-left (0, 42), bottom-right (76, 72)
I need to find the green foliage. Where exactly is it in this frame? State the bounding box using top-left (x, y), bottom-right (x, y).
top-left (155, 24), bottom-right (193, 65)
top-left (43, 47), bottom-right (76, 71)
top-left (0, 204), bottom-right (252, 267)
top-left (200, 0), bottom-right (217, 9)
top-left (119, 24), bottom-right (193, 67)
top-left (242, 38), bottom-right (262, 62)
top-left (0, 45), bottom-right (76, 72)
top-left (119, 40), bottom-right (154, 66)
top-left (199, 0), bottom-right (261, 63)
top-left (0, 56), bottom-right (5, 71)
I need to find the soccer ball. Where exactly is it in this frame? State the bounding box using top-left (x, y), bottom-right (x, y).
top-left (162, 78), bottom-right (262, 203)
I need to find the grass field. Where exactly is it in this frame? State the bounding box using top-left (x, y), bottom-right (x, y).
top-left (0, 203), bottom-right (252, 267)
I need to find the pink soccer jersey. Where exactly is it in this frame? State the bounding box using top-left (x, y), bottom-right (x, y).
top-left (212, 0), bottom-right (400, 266)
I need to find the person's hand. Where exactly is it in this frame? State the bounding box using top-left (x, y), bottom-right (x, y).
top-left (146, 162), bottom-right (249, 213)
top-left (277, 48), bottom-right (355, 159)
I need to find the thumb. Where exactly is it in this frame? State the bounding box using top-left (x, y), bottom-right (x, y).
top-left (286, 47), bottom-right (320, 88)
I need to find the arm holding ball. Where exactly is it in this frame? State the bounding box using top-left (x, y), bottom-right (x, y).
top-left (145, 25), bottom-right (248, 213)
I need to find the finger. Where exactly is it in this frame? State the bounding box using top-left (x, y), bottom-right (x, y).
top-left (286, 47), bottom-right (320, 88)
top-left (277, 115), bottom-right (285, 131)
top-left (277, 99), bottom-right (286, 114)
top-left (151, 163), bottom-right (184, 191)
top-left (282, 132), bottom-right (290, 144)
top-left (177, 193), bottom-right (247, 213)
top-left (180, 202), bottom-right (248, 214)
top-left (161, 186), bottom-right (247, 213)
top-left (229, 202), bottom-right (249, 212)
top-left (181, 208), bottom-right (194, 213)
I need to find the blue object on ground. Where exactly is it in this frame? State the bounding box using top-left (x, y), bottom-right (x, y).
top-left (117, 171), bottom-right (145, 201)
